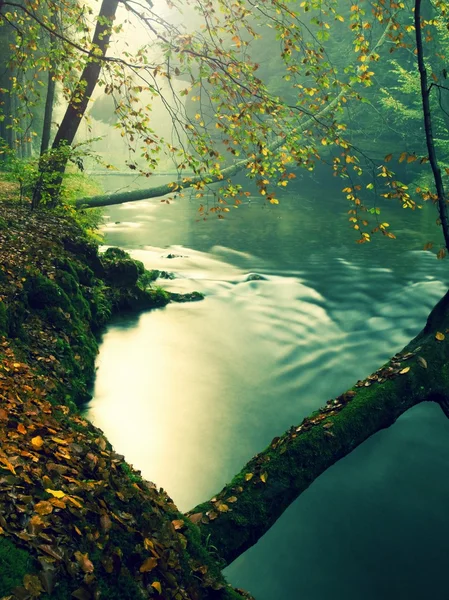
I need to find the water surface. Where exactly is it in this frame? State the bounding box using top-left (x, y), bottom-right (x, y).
top-left (86, 174), bottom-right (449, 599)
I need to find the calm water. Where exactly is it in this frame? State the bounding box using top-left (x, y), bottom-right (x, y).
top-left (86, 173), bottom-right (449, 599)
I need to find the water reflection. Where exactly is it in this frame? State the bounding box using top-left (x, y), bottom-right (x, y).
top-left (86, 176), bottom-right (449, 599)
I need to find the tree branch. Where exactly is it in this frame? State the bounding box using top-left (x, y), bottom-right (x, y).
top-left (75, 15), bottom-right (396, 209)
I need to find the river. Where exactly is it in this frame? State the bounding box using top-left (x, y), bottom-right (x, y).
top-left (85, 172), bottom-right (449, 599)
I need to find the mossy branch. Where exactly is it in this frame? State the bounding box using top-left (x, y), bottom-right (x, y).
top-left (187, 289), bottom-right (449, 566)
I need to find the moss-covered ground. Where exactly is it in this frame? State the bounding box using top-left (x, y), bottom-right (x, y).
top-left (0, 195), bottom-right (249, 600)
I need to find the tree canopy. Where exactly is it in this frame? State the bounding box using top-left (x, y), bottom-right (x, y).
top-left (0, 0), bottom-right (448, 252)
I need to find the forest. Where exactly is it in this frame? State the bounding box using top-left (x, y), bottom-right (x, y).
top-left (1, 0), bottom-right (449, 598)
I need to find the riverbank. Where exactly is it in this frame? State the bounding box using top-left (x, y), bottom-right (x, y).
top-left (0, 198), bottom-right (249, 599)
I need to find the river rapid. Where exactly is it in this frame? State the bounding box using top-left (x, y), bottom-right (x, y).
top-left (85, 173), bottom-right (449, 600)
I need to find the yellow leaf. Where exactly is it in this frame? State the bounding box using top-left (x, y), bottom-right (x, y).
top-left (399, 366), bottom-right (410, 374)
top-left (140, 557), bottom-right (158, 573)
top-left (245, 473), bottom-right (254, 481)
top-left (144, 538), bottom-right (154, 550)
top-left (270, 198), bottom-right (279, 204)
top-left (227, 496), bottom-right (238, 503)
top-left (151, 582), bottom-right (162, 594)
top-left (31, 435), bottom-right (44, 449)
top-left (216, 502), bottom-right (229, 513)
top-left (260, 472), bottom-right (268, 483)
top-left (45, 489), bottom-right (66, 499)
top-left (436, 331), bottom-right (445, 341)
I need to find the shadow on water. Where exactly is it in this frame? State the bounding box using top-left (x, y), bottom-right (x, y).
top-left (86, 175), bottom-right (449, 599)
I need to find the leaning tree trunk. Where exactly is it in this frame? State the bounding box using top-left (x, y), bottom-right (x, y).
top-left (187, 290), bottom-right (449, 566)
top-left (32, 0), bottom-right (119, 208)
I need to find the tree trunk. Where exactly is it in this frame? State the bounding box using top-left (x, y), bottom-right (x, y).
top-left (187, 289), bottom-right (449, 566)
top-left (40, 12), bottom-right (57, 156)
top-left (32, 0), bottom-right (120, 208)
top-left (415, 0), bottom-right (449, 251)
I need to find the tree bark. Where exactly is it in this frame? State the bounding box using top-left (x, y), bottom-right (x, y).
top-left (40, 12), bottom-right (57, 156)
top-left (187, 289), bottom-right (449, 566)
top-left (32, 0), bottom-right (119, 207)
top-left (415, 0), bottom-right (449, 251)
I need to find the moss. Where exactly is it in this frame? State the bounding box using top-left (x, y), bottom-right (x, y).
top-left (0, 301), bottom-right (8, 335)
top-left (0, 537), bottom-right (35, 595)
top-left (97, 571), bottom-right (145, 600)
top-left (27, 274), bottom-right (72, 312)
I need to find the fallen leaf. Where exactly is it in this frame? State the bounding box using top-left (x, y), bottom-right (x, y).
top-left (143, 538), bottom-right (154, 550)
top-left (226, 496), bottom-right (238, 503)
top-left (74, 551), bottom-right (94, 573)
top-left (417, 356), bottom-right (428, 369)
top-left (399, 367), bottom-right (410, 374)
top-left (245, 473), bottom-right (254, 481)
top-left (31, 435), bottom-right (44, 449)
top-left (171, 519), bottom-right (184, 530)
top-left (139, 557), bottom-right (158, 573)
top-left (23, 573), bottom-right (44, 595)
top-left (206, 510), bottom-right (218, 521)
top-left (151, 582), bottom-right (162, 594)
top-left (17, 423), bottom-right (27, 434)
top-left (45, 489), bottom-right (65, 499)
top-left (188, 513), bottom-right (203, 525)
top-left (323, 422), bottom-right (334, 429)
top-left (216, 503), bottom-right (229, 513)
top-left (436, 331), bottom-right (445, 341)
top-left (34, 501), bottom-right (53, 516)
top-left (260, 472), bottom-right (268, 483)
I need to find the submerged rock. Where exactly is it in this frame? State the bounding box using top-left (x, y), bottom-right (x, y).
top-left (245, 273), bottom-right (268, 281)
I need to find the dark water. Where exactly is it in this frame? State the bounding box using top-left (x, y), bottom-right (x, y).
top-left (85, 174), bottom-right (449, 599)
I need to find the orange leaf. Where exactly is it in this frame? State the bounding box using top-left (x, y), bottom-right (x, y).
top-left (384, 153), bottom-right (393, 162)
top-left (34, 501), bottom-right (53, 516)
top-left (17, 423), bottom-right (27, 435)
top-left (151, 582), bottom-right (162, 594)
top-left (436, 331), bottom-right (445, 341)
top-left (31, 435), bottom-right (44, 449)
top-left (171, 519), bottom-right (185, 530)
top-left (140, 557), bottom-right (158, 573)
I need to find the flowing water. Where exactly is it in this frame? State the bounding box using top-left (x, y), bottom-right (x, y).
top-left (85, 173), bottom-right (449, 599)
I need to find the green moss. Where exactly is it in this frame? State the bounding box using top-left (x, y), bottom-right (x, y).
top-left (0, 537), bottom-right (35, 595)
top-left (97, 571), bottom-right (145, 600)
top-left (27, 274), bottom-right (72, 312)
top-left (121, 463), bottom-right (143, 484)
top-left (0, 301), bottom-right (8, 335)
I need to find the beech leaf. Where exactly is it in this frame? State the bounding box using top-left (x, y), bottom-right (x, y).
top-left (31, 435), bottom-right (44, 449)
top-left (139, 557), bottom-right (158, 573)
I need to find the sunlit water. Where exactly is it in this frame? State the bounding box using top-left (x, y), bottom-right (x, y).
top-left (85, 174), bottom-right (449, 599)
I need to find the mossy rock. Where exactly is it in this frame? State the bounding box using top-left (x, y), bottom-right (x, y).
top-left (103, 258), bottom-right (139, 287)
